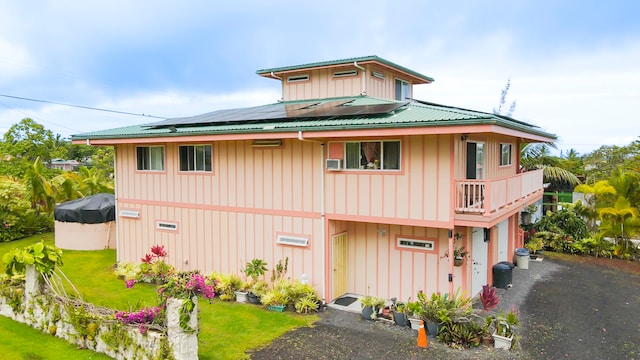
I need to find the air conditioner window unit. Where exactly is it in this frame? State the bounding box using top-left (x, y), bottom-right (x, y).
top-left (326, 159), bottom-right (342, 171)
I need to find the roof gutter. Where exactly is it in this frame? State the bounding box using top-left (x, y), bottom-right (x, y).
top-left (354, 61), bottom-right (366, 96)
top-left (270, 71), bottom-right (282, 80)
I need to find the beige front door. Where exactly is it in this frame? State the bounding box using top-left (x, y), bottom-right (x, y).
top-left (332, 233), bottom-right (348, 299)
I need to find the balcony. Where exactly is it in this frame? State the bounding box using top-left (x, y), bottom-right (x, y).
top-left (455, 169), bottom-right (544, 216)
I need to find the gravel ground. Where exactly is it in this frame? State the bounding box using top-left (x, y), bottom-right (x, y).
top-left (249, 256), bottom-right (562, 360)
top-left (249, 254), bottom-right (640, 359)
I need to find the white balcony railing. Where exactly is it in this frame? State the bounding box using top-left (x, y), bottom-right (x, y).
top-left (455, 169), bottom-right (544, 215)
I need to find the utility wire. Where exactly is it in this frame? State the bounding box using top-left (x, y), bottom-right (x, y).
top-left (0, 93), bottom-right (166, 119)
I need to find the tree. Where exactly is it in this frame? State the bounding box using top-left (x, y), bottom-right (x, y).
top-left (492, 80), bottom-right (580, 187)
top-left (521, 143), bottom-right (581, 187)
top-left (23, 157), bottom-right (55, 214)
top-left (574, 180), bottom-right (617, 232)
top-left (598, 197), bottom-right (640, 256)
top-left (1, 118), bottom-right (57, 164)
top-left (493, 78), bottom-right (517, 117)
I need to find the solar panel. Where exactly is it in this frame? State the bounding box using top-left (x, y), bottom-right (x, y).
top-left (148, 99), bottom-right (408, 129)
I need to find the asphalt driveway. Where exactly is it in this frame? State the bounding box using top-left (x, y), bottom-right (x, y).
top-left (249, 254), bottom-right (640, 359)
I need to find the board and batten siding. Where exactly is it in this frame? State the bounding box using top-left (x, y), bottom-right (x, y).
top-left (281, 64), bottom-right (415, 101)
top-left (328, 221), bottom-right (463, 301)
top-left (115, 140), bottom-right (325, 291)
top-left (325, 134), bottom-right (453, 226)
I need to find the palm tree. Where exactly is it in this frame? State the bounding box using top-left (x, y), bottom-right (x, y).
top-left (24, 157), bottom-right (55, 214)
top-left (574, 180), bottom-right (617, 232)
top-left (78, 166), bottom-right (114, 196)
top-left (520, 143), bottom-right (581, 186)
top-left (598, 197), bottom-right (639, 253)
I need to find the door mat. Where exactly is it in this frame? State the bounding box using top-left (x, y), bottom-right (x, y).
top-left (334, 296), bottom-right (358, 307)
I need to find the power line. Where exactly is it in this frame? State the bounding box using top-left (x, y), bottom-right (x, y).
top-left (0, 93), bottom-right (166, 119)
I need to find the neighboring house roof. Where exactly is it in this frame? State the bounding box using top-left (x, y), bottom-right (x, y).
top-left (71, 96), bottom-right (556, 141)
top-left (256, 55), bottom-right (435, 84)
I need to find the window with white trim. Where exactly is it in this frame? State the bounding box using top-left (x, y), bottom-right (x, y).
top-left (500, 143), bottom-right (512, 166)
top-left (179, 144), bottom-right (212, 172)
top-left (136, 146), bottom-right (164, 171)
top-left (395, 79), bottom-right (411, 100)
top-left (397, 237), bottom-right (435, 251)
top-left (345, 140), bottom-right (401, 170)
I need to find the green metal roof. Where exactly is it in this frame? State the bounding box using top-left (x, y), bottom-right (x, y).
top-left (256, 55), bottom-right (434, 83)
top-left (72, 96), bottom-right (556, 141)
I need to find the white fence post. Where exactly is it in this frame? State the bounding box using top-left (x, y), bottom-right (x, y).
top-left (166, 297), bottom-right (199, 360)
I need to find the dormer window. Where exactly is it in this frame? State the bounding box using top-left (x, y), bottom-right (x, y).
top-left (287, 74), bottom-right (309, 83)
top-left (395, 79), bottom-right (411, 100)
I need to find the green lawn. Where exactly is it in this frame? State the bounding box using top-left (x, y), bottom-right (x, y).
top-left (0, 233), bottom-right (316, 359)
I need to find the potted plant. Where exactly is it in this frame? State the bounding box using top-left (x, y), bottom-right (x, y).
top-left (491, 308), bottom-right (520, 350)
top-left (406, 299), bottom-right (425, 330)
top-left (248, 279), bottom-right (268, 304)
top-left (481, 315), bottom-right (495, 346)
top-left (244, 259), bottom-right (268, 303)
top-left (262, 279), bottom-right (293, 312)
top-left (391, 299), bottom-right (409, 327)
top-left (441, 246), bottom-right (469, 266)
top-left (525, 237), bottom-right (544, 259)
top-left (360, 295), bottom-right (385, 320)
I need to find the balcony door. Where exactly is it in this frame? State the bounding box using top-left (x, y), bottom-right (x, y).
top-left (466, 142), bottom-right (485, 180)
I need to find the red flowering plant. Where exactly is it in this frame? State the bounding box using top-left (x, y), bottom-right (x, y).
top-left (138, 245), bottom-right (174, 284)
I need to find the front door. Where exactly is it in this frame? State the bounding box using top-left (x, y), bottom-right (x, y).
top-left (472, 227), bottom-right (488, 297)
top-left (466, 142), bottom-right (485, 180)
top-left (332, 233), bottom-right (348, 299)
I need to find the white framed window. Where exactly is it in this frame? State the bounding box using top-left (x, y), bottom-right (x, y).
top-left (136, 146), bottom-right (164, 171)
top-left (500, 143), bottom-right (512, 166)
top-left (344, 140), bottom-right (401, 170)
top-left (179, 144), bottom-right (212, 172)
top-left (397, 237), bottom-right (435, 251)
top-left (395, 79), bottom-right (411, 100)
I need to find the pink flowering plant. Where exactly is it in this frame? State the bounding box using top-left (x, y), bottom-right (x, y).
top-left (158, 270), bottom-right (216, 332)
top-left (114, 306), bottom-right (163, 334)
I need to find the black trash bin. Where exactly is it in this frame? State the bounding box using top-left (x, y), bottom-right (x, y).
top-left (493, 262), bottom-right (514, 289)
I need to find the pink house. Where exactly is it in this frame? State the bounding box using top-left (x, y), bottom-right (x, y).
top-left (73, 56), bottom-right (555, 302)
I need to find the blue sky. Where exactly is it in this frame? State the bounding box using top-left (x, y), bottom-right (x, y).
top-left (1, 0), bottom-right (638, 155)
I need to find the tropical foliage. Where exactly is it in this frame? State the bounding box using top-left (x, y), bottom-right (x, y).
top-left (0, 118), bottom-right (115, 243)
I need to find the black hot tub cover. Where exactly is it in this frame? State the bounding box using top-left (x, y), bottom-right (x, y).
top-left (54, 193), bottom-right (115, 224)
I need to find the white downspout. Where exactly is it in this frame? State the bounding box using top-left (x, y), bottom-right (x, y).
top-left (113, 146), bottom-right (119, 263)
top-left (270, 71), bottom-right (282, 80)
top-left (298, 131), bottom-right (326, 300)
top-left (354, 61), bottom-right (366, 95)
